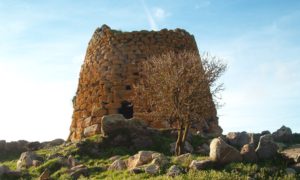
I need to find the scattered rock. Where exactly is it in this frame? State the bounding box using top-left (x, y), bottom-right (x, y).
top-left (68, 164), bottom-right (88, 179)
top-left (281, 147), bottom-right (300, 163)
top-left (32, 160), bottom-right (42, 167)
top-left (189, 160), bottom-right (214, 170)
top-left (130, 167), bottom-right (144, 174)
top-left (17, 151), bottom-right (38, 170)
top-left (261, 130), bottom-right (271, 135)
top-left (67, 155), bottom-right (77, 168)
top-left (39, 169), bottom-right (50, 180)
top-left (108, 159), bottom-right (127, 171)
top-left (255, 134), bottom-right (278, 160)
top-left (174, 153), bottom-right (192, 165)
top-left (108, 155), bottom-right (121, 162)
top-left (127, 151), bottom-right (154, 169)
top-left (226, 132), bottom-right (250, 148)
top-left (0, 165), bottom-right (10, 175)
top-left (167, 165), bottom-right (182, 177)
top-left (196, 143), bottom-right (210, 155)
top-left (273, 126), bottom-right (293, 143)
top-left (285, 168), bottom-right (296, 175)
top-left (170, 141), bottom-right (194, 154)
top-left (144, 163), bottom-right (160, 175)
top-left (210, 137), bottom-right (242, 164)
top-left (290, 163), bottom-right (300, 172)
top-left (101, 114), bottom-right (128, 136)
top-left (240, 144), bottom-right (258, 163)
top-left (151, 153), bottom-right (169, 167)
top-left (27, 141), bottom-right (41, 151)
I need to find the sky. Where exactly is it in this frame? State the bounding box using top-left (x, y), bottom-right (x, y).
top-left (0, 0), bottom-right (299, 141)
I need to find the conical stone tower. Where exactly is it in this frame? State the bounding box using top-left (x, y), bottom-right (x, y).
top-left (68, 25), bottom-right (222, 142)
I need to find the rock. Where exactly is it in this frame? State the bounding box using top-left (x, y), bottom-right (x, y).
top-left (196, 143), bottom-right (210, 155)
top-left (261, 130), bottom-right (271, 135)
top-left (151, 153), bottom-right (168, 167)
top-left (67, 155), bottom-right (77, 168)
top-left (108, 155), bottom-right (121, 162)
top-left (0, 165), bottom-right (10, 175)
top-left (285, 168), bottom-right (296, 175)
top-left (108, 159), bottom-right (127, 170)
top-left (101, 114), bottom-right (127, 136)
top-left (130, 167), bottom-right (144, 174)
top-left (167, 165), bottom-right (182, 177)
top-left (17, 151), bottom-right (38, 170)
top-left (0, 140), bottom-right (6, 152)
top-left (39, 169), bottom-right (50, 180)
top-left (144, 163), bottom-right (160, 175)
top-left (189, 160), bottom-right (214, 170)
top-left (209, 137), bottom-right (242, 164)
top-left (84, 124), bottom-right (100, 137)
top-left (255, 134), bottom-right (278, 160)
top-left (68, 164), bottom-right (88, 179)
top-left (170, 141), bottom-right (194, 154)
top-left (27, 141), bottom-right (41, 151)
top-left (226, 132), bottom-right (257, 149)
top-left (290, 163), bottom-right (300, 172)
top-left (46, 139), bottom-right (65, 147)
top-left (32, 160), bottom-right (42, 167)
top-left (174, 153), bottom-right (192, 165)
top-left (273, 126), bottom-right (293, 143)
top-left (240, 144), bottom-right (258, 163)
top-left (127, 151), bottom-right (154, 169)
top-left (281, 147), bottom-right (300, 163)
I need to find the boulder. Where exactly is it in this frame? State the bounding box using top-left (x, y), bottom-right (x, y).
top-left (127, 151), bottom-right (154, 169)
top-left (17, 151), bottom-right (38, 170)
top-left (130, 167), bottom-right (144, 174)
top-left (285, 168), bottom-right (296, 175)
top-left (108, 159), bottom-right (127, 170)
top-left (209, 137), bottom-right (242, 164)
top-left (173, 153), bottom-right (192, 165)
top-left (196, 143), bottom-right (210, 155)
top-left (261, 130), bottom-right (271, 135)
top-left (108, 155), bottom-right (121, 162)
top-left (170, 141), bottom-right (194, 154)
top-left (27, 141), bottom-right (41, 151)
top-left (39, 169), bottom-right (50, 180)
top-left (226, 132), bottom-right (260, 149)
top-left (167, 165), bottom-right (182, 177)
top-left (68, 164), bottom-right (88, 179)
top-left (101, 114), bottom-right (127, 136)
top-left (151, 153), bottom-right (168, 167)
top-left (144, 163), bottom-right (160, 175)
top-left (67, 155), bottom-right (77, 168)
top-left (32, 160), bottom-right (42, 167)
top-left (189, 160), bottom-right (214, 170)
top-left (240, 144), bottom-right (258, 163)
top-left (272, 126), bottom-right (293, 143)
top-left (255, 134), bottom-right (278, 160)
top-left (290, 163), bottom-right (300, 173)
top-left (0, 165), bottom-right (10, 175)
top-left (281, 147), bottom-right (300, 163)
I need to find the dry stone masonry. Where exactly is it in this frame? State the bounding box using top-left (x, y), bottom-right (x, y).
top-left (68, 25), bottom-right (221, 142)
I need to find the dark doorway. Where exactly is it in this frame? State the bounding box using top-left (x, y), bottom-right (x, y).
top-left (118, 101), bottom-right (133, 119)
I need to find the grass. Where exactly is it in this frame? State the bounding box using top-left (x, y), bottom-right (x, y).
top-left (0, 134), bottom-right (299, 180)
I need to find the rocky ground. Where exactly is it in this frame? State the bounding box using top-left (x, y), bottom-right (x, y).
top-left (0, 116), bottom-right (300, 179)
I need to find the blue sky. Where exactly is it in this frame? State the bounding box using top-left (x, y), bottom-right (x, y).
top-left (0, 0), bottom-right (299, 141)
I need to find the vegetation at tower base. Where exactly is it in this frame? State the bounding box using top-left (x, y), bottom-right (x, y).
top-left (132, 51), bottom-right (227, 156)
top-left (68, 24), bottom-right (222, 142)
top-left (1, 126), bottom-right (300, 179)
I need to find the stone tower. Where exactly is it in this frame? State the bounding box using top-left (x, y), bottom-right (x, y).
top-left (68, 25), bottom-right (222, 142)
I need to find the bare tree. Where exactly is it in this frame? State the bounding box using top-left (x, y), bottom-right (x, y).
top-left (132, 51), bottom-right (227, 156)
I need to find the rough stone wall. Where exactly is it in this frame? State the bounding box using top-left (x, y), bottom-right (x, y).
top-left (69, 25), bottom-right (221, 142)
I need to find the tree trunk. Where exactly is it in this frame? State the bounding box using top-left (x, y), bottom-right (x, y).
top-left (175, 123), bottom-right (184, 156)
top-left (181, 122), bottom-right (190, 147)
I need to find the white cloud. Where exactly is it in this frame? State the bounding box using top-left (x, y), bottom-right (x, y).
top-left (152, 7), bottom-right (169, 20)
